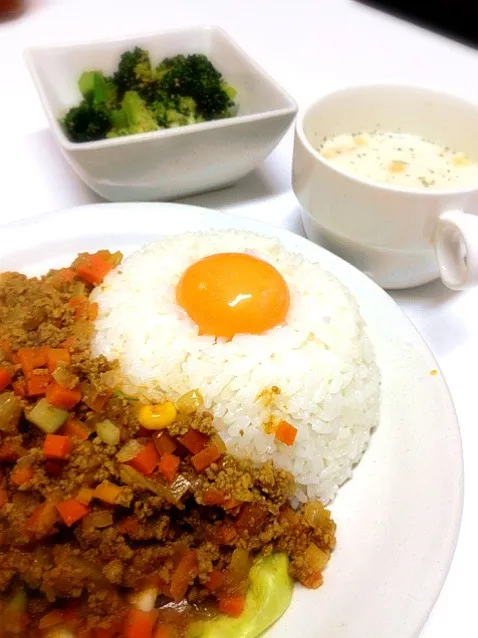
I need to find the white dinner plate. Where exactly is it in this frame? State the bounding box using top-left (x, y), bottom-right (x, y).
top-left (0, 203), bottom-right (463, 638)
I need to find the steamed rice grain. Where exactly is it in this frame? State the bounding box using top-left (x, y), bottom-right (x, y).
top-left (91, 231), bottom-right (380, 505)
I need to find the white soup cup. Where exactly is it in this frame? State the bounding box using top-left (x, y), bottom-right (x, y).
top-left (292, 85), bottom-right (478, 289)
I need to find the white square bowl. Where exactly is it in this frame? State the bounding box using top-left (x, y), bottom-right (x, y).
top-left (24, 26), bottom-right (297, 202)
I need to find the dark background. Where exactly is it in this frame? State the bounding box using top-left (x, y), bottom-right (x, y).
top-left (356, 0), bottom-right (478, 49)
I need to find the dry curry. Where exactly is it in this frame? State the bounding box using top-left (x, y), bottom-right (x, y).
top-left (0, 251), bottom-right (336, 638)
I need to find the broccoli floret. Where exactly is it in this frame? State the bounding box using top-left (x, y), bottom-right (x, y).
top-left (113, 47), bottom-right (156, 101)
top-left (60, 49), bottom-right (237, 143)
top-left (165, 109), bottom-right (195, 128)
top-left (62, 100), bottom-right (112, 143)
top-left (78, 71), bottom-right (118, 109)
top-left (149, 100), bottom-right (169, 127)
top-left (155, 54), bottom-right (235, 120)
top-left (150, 95), bottom-right (204, 128)
top-left (107, 91), bottom-right (159, 137)
top-left (177, 95), bottom-right (198, 116)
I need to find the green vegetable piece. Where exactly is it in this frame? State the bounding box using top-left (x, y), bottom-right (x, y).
top-left (110, 108), bottom-right (128, 131)
top-left (96, 419), bottom-right (120, 446)
top-left (6, 587), bottom-right (27, 614)
top-left (222, 83), bottom-right (237, 100)
top-left (154, 53), bottom-right (236, 120)
top-left (26, 398), bottom-right (69, 434)
top-left (122, 91), bottom-right (158, 131)
top-left (189, 553), bottom-right (293, 638)
top-left (78, 71), bottom-right (117, 108)
top-left (0, 392), bottom-right (22, 433)
top-left (112, 389), bottom-right (139, 402)
top-left (79, 71), bottom-right (103, 102)
top-left (62, 100), bottom-right (112, 143)
top-left (108, 91), bottom-right (159, 138)
top-left (113, 47), bottom-right (156, 101)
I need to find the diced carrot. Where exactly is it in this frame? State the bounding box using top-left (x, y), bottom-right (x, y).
top-left (56, 498), bottom-right (90, 526)
top-left (44, 461), bottom-right (63, 476)
top-left (62, 417), bottom-right (90, 441)
top-left (275, 420), bottom-right (297, 446)
top-left (61, 336), bottom-right (77, 350)
top-left (118, 516), bottom-right (139, 536)
top-left (218, 595), bottom-right (246, 618)
top-left (75, 253), bottom-right (114, 286)
top-left (202, 488), bottom-right (227, 506)
top-left (46, 348), bottom-right (71, 373)
top-left (152, 430), bottom-right (177, 456)
top-left (42, 434), bottom-right (73, 460)
top-left (59, 268), bottom-right (76, 282)
top-left (0, 442), bottom-right (19, 462)
top-left (178, 429), bottom-right (209, 455)
top-left (158, 453), bottom-right (180, 483)
top-left (93, 628), bottom-right (115, 638)
top-left (127, 442), bottom-right (159, 476)
top-left (18, 347), bottom-right (48, 374)
top-left (25, 372), bottom-right (51, 397)
top-left (45, 381), bottom-right (81, 410)
top-left (235, 503), bottom-right (268, 535)
top-left (94, 480), bottom-right (123, 505)
top-left (223, 497), bottom-right (241, 510)
top-left (68, 296), bottom-right (88, 320)
top-left (280, 505), bottom-right (300, 527)
top-left (124, 608), bottom-right (159, 638)
top-left (11, 466), bottom-right (34, 486)
top-left (88, 302), bottom-right (99, 321)
top-left (62, 602), bottom-right (81, 627)
top-left (0, 366), bottom-right (12, 391)
top-left (94, 623), bottom-right (123, 638)
top-left (76, 487), bottom-right (95, 506)
top-left (0, 489), bottom-right (8, 507)
top-left (153, 625), bottom-right (173, 638)
top-left (39, 609), bottom-right (64, 629)
top-left (301, 571), bottom-right (324, 589)
top-left (205, 568), bottom-right (226, 591)
top-left (12, 379), bottom-right (26, 397)
top-left (216, 524), bottom-right (237, 545)
top-left (26, 501), bottom-right (58, 534)
top-left (170, 549), bottom-right (198, 602)
top-left (97, 250), bottom-right (123, 266)
top-left (191, 444), bottom-right (221, 472)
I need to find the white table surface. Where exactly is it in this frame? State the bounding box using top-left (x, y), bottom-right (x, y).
top-left (1, 0), bottom-right (477, 635)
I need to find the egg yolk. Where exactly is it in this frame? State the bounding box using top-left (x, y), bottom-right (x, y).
top-left (176, 253), bottom-right (290, 339)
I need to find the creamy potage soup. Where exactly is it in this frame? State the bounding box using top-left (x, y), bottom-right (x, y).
top-left (319, 131), bottom-right (478, 189)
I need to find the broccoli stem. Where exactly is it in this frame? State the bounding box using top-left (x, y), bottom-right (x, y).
top-left (79, 71), bottom-right (106, 104)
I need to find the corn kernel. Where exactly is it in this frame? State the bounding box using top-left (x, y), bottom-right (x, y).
top-left (176, 389), bottom-right (204, 414)
top-left (388, 160), bottom-right (406, 173)
top-left (353, 134), bottom-right (368, 147)
top-left (452, 153), bottom-right (471, 167)
top-left (138, 402), bottom-right (177, 430)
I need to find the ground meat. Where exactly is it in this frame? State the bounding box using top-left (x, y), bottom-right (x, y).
top-left (0, 256), bottom-right (336, 637)
top-left (0, 272), bottom-right (75, 350)
top-left (167, 410), bottom-right (215, 437)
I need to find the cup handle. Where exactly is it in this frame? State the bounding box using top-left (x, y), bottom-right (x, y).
top-left (433, 210), bottom-right (478, 290)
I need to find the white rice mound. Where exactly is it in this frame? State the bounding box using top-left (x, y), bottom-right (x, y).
top-left (91, 231), bottom-right (380, 505)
